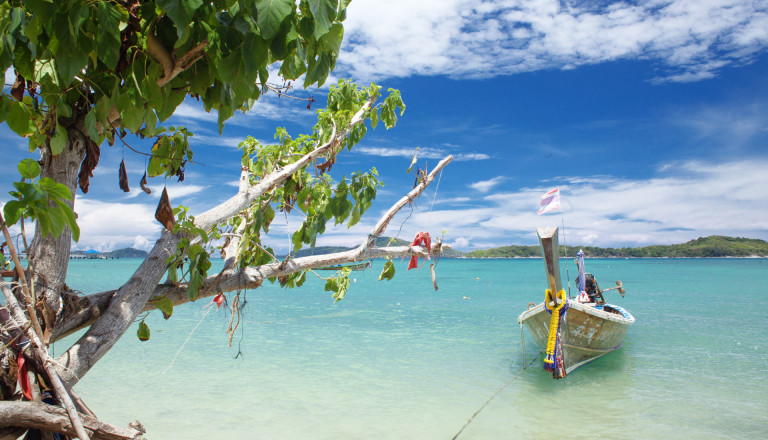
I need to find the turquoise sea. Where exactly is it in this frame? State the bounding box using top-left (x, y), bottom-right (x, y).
top-left (59, 258), bottom-right (768, 439)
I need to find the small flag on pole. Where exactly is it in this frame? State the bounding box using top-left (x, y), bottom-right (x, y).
top-left (538, 188), bottom-right (561, 215)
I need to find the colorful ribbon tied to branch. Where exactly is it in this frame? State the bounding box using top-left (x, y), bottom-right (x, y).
top-left (543, 289), bottom-right (568, 378)
top-left (17, 354), bottom-right (33, 400)
top-left (408, 232), bottom-right (432, 270)
top-left (212, 293), bottom-right (226, 309)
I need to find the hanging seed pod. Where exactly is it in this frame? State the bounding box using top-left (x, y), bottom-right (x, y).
top-left (154, 187), bottom-right (175, 230)
top-left (119, 159), bottom-right (130, 192)
top-left (140, 171), bottom-right (151, 194)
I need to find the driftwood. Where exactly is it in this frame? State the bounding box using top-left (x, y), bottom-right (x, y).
top-left (0, 402), bottom-right (143, 440)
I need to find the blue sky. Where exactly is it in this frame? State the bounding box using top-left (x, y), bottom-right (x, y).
top-left (3, 0), bottom-right (768, 253)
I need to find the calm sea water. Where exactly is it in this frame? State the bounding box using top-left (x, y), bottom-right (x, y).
top-left (58, 257), bottom-right (768, 439)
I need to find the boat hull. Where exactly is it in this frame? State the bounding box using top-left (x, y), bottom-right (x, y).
top-left (518, 300), bottom-right (634, 374)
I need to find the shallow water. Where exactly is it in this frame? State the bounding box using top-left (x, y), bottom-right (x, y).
top-left (60, 258), bottom-right (768, 439)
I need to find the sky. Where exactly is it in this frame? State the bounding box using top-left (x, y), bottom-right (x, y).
top-left (3, 0), bottom-right (768, 253)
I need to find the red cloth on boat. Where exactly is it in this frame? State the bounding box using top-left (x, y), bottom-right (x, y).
top-left (408, 232), bottom-right (431, 270)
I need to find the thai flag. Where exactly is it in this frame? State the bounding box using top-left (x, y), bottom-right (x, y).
top-left (537, 187), bottom-right (561, 215)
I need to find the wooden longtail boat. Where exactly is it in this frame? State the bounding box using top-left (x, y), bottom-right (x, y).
top-left (518, 227), bottom-right (635, 378)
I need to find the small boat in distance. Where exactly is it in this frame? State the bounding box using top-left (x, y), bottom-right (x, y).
top-left (518, 227), bottom-right (635, 378)
top-left (315, 260), bottom-right (372, 271)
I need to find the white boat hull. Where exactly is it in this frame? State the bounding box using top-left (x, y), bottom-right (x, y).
top-left (518, 300), bottom-right (634, 374)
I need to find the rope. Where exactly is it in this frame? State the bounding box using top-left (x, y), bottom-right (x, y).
top-left (450, 352), bottom-right (541, 440)
top-left (561, 219), bottom-right (571, 298)
top-left (161, 304), bottom-right (215, 375)
top-left (284, 210), bottom-right (292, 257)
top-left (429, 169), bottom-right (443, 215)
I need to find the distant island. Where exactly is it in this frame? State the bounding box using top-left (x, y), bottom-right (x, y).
top-left (294, 235), bottom-right (768, 258)
top-left (465, 236), bottom-right (768, 258)
top-left (72, 235), bottom-right (768, 261)
top-left (70, 248), bottom-right (149, 259)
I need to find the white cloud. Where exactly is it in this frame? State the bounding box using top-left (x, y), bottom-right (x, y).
top-left (339, 0), bottom-right (768, 82)
top-left (125, 183), bottom-right (207, 200)
top-left (55, 157), bottom-right (768, 254)
top-left (132, 235), bottom-right (153, 252)
top-left (158, 184), bottom-right (208, 200)
top-left (430, 157), bottom-right (768, 249)
top-left (355, 146), bottom-right (489, 161)
top-left (191, 134), bottom-right (246, 149)
top-left (450, 237), bottom-right (470, 249)
top-left (73, 198), bottom-right (162, 252)
top-left (3, 68), bottom-right (15, 89)
top-left (469, 176), bottom-right (505, 193)
top-left (169, 93), bottom-right (318, 131)
top-left (668, 101), bottom-right (768, 148)
top-left (172, 102), bottom-right (214, 122)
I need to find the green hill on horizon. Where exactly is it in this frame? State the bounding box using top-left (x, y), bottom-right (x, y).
top-left (466, 235), bottom-right (768, 258)
top-left (68, 235), bottom-right (767, 261)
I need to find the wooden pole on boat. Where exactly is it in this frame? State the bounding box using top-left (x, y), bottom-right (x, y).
top-left (537, 227), bottom-right (563, 302)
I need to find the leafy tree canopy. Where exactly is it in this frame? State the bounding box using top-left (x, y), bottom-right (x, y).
top-left (0, 0), bottom-right (349, 183)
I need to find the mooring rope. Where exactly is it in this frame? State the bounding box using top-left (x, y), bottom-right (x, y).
top-left (450, 351), bottom-right (541, 440)
top-left (161, 304), bottom-right (216, 375)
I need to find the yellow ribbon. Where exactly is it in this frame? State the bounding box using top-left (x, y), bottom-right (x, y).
top-left (544, 289), bottom-right (566, 363)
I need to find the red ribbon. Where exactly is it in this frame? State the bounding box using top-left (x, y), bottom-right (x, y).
top-left (17, 355), bottom-right (32, 400)
top-left (212, 293), bottom-right (226, 309)
top-left (408, 232), bottom-right (431, 270)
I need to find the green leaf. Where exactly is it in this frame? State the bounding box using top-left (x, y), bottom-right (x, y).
top-left (2, 200), bottom-right (24, 226)
top-left (242, 34), bottom-right (268, 76)
top-left (53, 199), bottom-right (80, 242)
top-left (157, 0), bottom-right (204, 36)
top-left (324, 269), bottom-right (351, 301)
top-left (17, 158), bottom-right (41, 179)
top-left (304, 53), bottom-right (331, 88)
top-left (45, 202), bottom-right (68, 237)
top-left (319, 23), bottom-right (344, 56)
top-left (187, 274), bottom-right (201, 300)
top-left (218, 50), bottom-right (242, 82)
top-left (137, 320), bottom-right (151, 341)
top-left (141, 77), bottom-right (163, 110)
top-left (348, 204), bottom-right (361, 228)
top-left (12, 40), bottom-right (35, 80)
top-left (95, 1), bottom-right (123, 68)
top-left (51, 11), bottom-right (89, 82)
top-left (154, 297), bottom-right (174, 320)
top-left (308, 0), bottom-right (337, 38)
top-left (378, 259), bottom-right (395, 281)
top-left (50, 123), bottom-right (68, 156)
top-left (255, 0), bottom-right (293, 40)
top-left (7, 101), bottom-right (35, 137)
top-left (39, 177), bottom-right (72, 200)
top-left (0, 96), bottom-right (10, 123)
top-left (337, 0), bottom-right (351, 20)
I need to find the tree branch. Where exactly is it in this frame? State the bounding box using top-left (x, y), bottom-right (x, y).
top-left (100, 36), bottom-right (209, 131)
top-left (55, 95), bottom-right (376, 384)
top-left (192, 96), bottom-right (369, 231)
top-left (0, 401), bottom-right (143, 440)
top-left (49, 155), bottom-right (453, 340)
top-left (55, 230), bottom-right (179, 385)
top-left (0, 283), bottom-right (92, 440)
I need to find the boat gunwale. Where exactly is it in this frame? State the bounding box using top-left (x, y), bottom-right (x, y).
top-left (517, 300), bottom-right (635, 325)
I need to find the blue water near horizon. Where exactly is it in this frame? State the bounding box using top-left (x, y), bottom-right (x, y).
top-left (59, 257), bottom-right (768, 439)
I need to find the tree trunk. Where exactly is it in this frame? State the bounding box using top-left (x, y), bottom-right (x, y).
top-left (56, 230), bottom-right (179, 385)
top-left (28, 126), bottom-right (88, 342)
